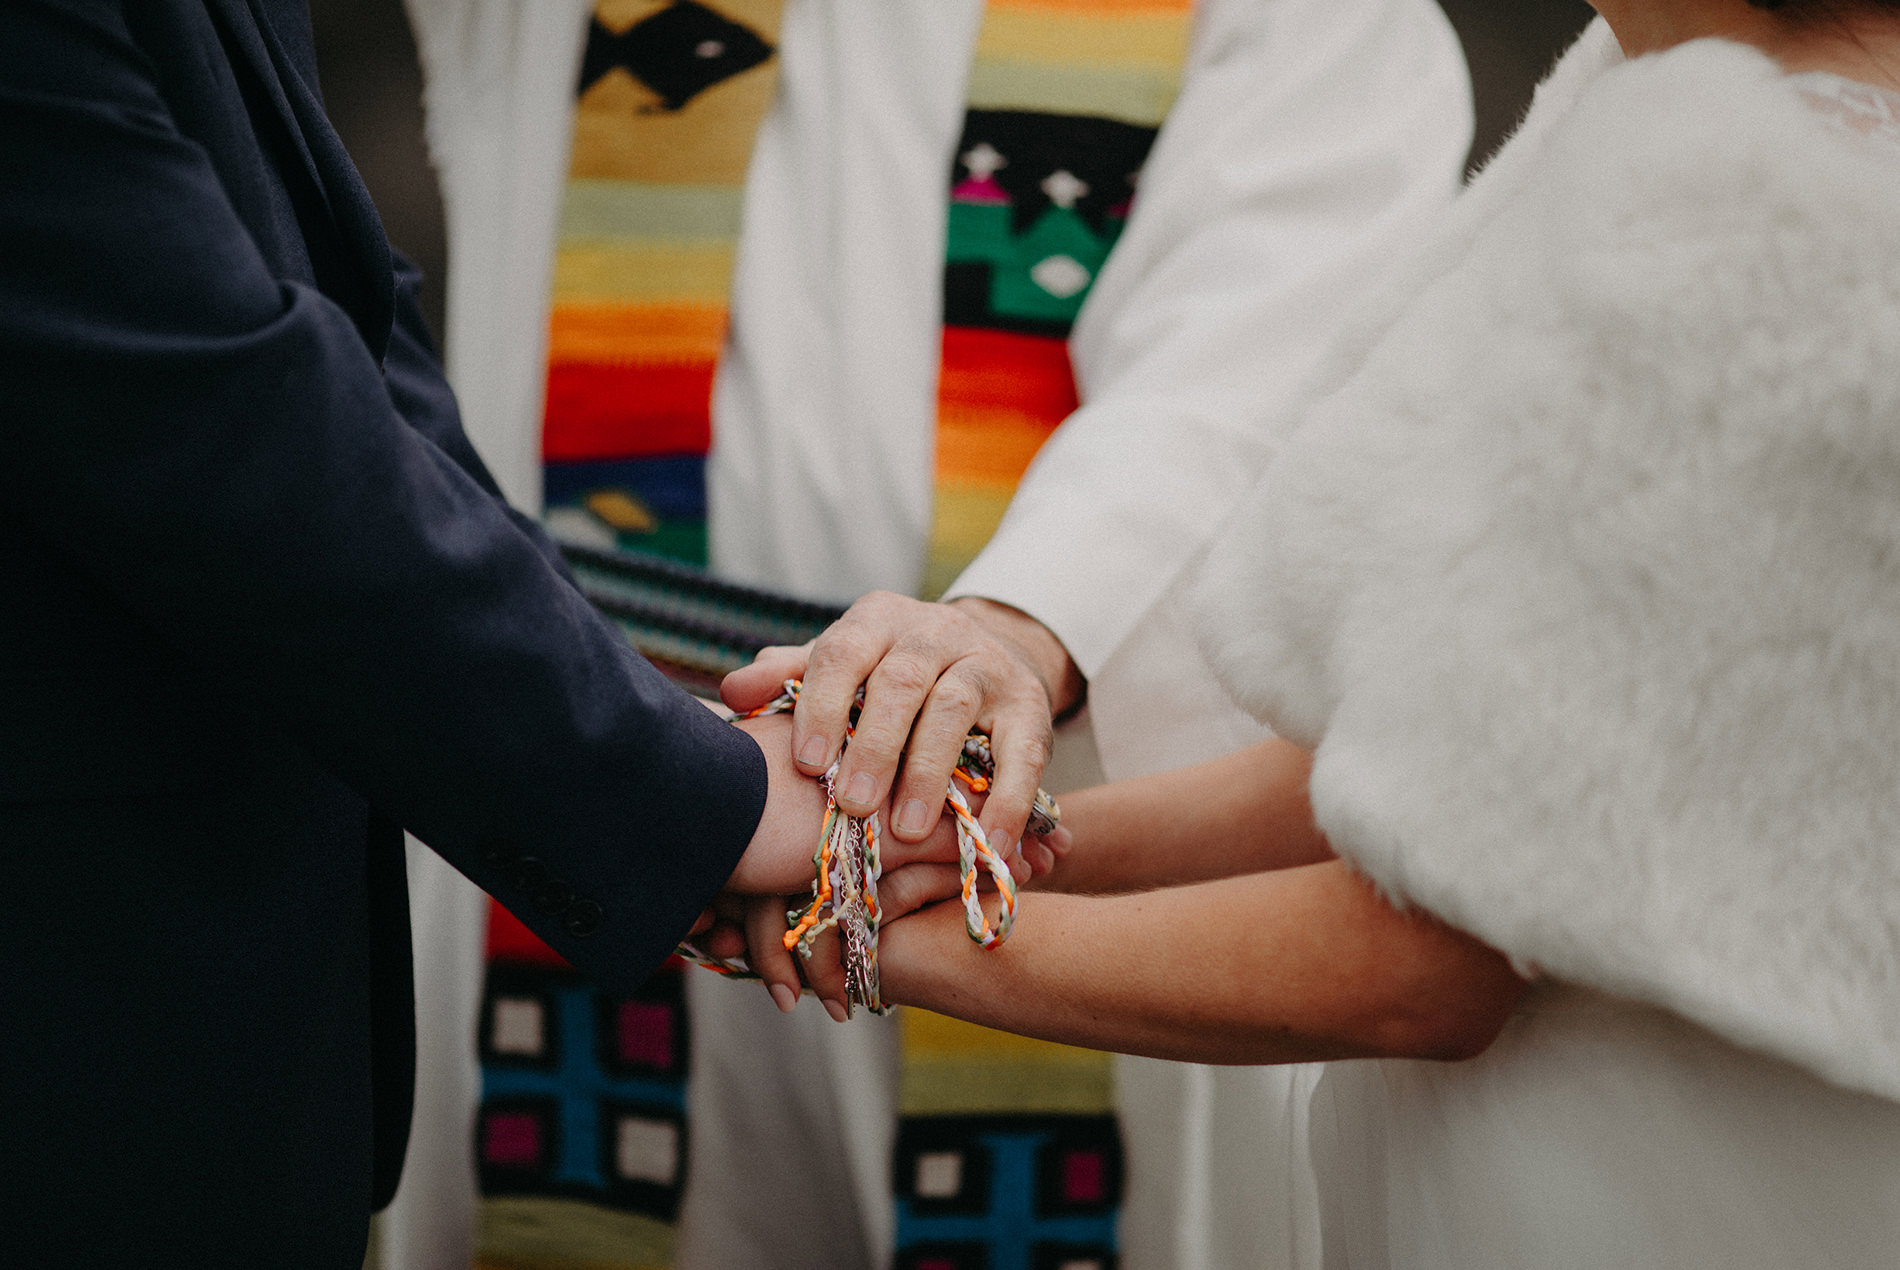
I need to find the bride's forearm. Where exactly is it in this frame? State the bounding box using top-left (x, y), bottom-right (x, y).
top-left (881, 861), bottom-right (1526, 1065)
top-left (1039, 738), bottom-right (1332, 895)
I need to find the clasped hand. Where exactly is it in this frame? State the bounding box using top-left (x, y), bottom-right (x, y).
top-left (697, 710), bottom-right (1013, 1019)
top-left (704, 594), bottom-right (1080, 1017)
top-left (729, 593), bottom-right (1080, 866)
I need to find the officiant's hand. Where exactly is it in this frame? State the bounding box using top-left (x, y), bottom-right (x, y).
top-left (695, 718), bottom-right (1026, 1019)
top-left (722, 593), bottom-right (1082, 876)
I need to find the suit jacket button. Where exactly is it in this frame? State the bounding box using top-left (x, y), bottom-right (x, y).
top-left (480, 839), bottom-right (520, 866)
top-left (509, 856), bottom-right (551, 892)
top-left (563, 900), bottom-right (604, 938)
top-left (533, 879), bottom-right (575, 916)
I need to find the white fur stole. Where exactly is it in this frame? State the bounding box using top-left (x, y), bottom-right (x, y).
top-left (1197, 35), bottom-right (1900, 1101)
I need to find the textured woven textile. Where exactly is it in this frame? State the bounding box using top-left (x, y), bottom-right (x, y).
top-left (472, 6), bottom-right (1187, 1268)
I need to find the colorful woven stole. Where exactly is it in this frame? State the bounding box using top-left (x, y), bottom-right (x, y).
top-left (540, 0), bottom-right (784, 567)
top-left (476, 4), bottom-right (784, 1266)
top-left (473, 542), bottom-right (841, 1269)
top-left (898, 10), bottom-right (1188, 1270)
top-left (922, 0), bottom-right (1190, 601)
top-left (474, 4), bottom-right (1188, 1267)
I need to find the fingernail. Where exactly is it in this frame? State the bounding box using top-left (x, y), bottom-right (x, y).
top-left (896, 798), bottom-right (931, 836)
top-left (769, 983), bottom-right (798, 1013)
top-left (823, 998), bottom-right (850, 1024)
top-left (798, 737), bottom-right (829, 769)
top-left (846, 772), bottom-right (876, 808)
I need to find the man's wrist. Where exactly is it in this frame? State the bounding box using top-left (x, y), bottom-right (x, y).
top-left (949, 596), bottom-right (1086, 717)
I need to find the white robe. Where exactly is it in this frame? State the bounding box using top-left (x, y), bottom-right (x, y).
top-left (1198, 25), bottom-right (1900, 1264)
top-left (938, 2), bottom-right (1473, 1263)
top-left (382, 2), bottom-right (1473, 1267)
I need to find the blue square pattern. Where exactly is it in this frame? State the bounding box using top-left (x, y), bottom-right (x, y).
top-left (896, 1129), bottom-right (1117, 1270)
top-left (481, 982), bottom-right (687, 1193)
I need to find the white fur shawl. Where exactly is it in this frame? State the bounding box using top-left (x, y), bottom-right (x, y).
top-left (1197, 30), bottom-right (1900, 1101)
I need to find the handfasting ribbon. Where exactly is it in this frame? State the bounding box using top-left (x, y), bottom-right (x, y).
top-left (677, 679), bottom-right (1059, 1014)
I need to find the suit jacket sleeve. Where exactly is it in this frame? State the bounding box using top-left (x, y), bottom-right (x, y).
top-left (383, 248), bottom-right (576, 581)
top-left (0, 0), bottom-right (765, 992)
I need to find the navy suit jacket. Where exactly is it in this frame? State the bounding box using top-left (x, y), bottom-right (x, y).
top-left (0, 1), bottom-right (767, 1262)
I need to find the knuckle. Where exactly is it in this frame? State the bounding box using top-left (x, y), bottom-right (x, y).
top-left (897, 603), bottom-right (971, 651)
top-left (1013, 726), bottom-right (1055, 767)
top-left (846, 737), bottom-right (901, 776)
top-left (886, 626), bottom-right (941, 663)
top-left (897, 765), bottom-right (949, 805)
top-left (883, 872), bottom-right (918, 912)
top-left (806, 631), bottom-right (870, 674)
top-left (1004, 662), bottom-right (1048, 701)
top-left (1005, 702), bottom-right (1056, 743)
top-left (946, 608), bottom-right (988, 647)
top-left (932, 674), bottom-right (985, 719)
top-left (870, 655), bottom-right (936, 701)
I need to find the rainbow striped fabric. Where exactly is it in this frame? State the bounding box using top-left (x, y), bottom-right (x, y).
top-left (903, 15), bottom-right (1190, 1270)
top-left (923, 0), bottom-right (1192, 600)
top-left (541, 0), bottom-right (785, 566)
top-left (478, 7), bottom-right (785, 1267)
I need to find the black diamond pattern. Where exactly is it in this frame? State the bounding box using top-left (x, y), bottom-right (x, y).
top-left (952, 110), bottom-right (1160, 235)
top-left (579, 1), bottom-right (775, 112)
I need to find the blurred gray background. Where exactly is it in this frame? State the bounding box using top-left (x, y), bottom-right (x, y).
top-left (310, 0), bottom-right (1597, 352)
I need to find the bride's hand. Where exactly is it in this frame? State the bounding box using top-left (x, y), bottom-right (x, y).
top-left (702, 843), bottom-right (1024, 1021)
top-left (747, 863), bottom-right (969, 1018)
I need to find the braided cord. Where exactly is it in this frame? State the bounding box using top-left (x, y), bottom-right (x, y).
top-left (675, 679), bottom-right (1055, 1014)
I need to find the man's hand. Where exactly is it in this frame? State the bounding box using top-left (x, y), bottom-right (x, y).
top-left (721, 594), bottom-right (1083, 873)
top-left (720, 712), bottom-right (833, 893)
top-left (722, 711), bottom-right (980, 892)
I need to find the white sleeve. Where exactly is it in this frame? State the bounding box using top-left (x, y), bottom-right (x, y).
top-left (944, 0), bottom-right (1472, 680)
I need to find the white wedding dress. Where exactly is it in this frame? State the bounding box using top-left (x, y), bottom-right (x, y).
top-left (1309, 986), bottom-right (1900, 1268)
